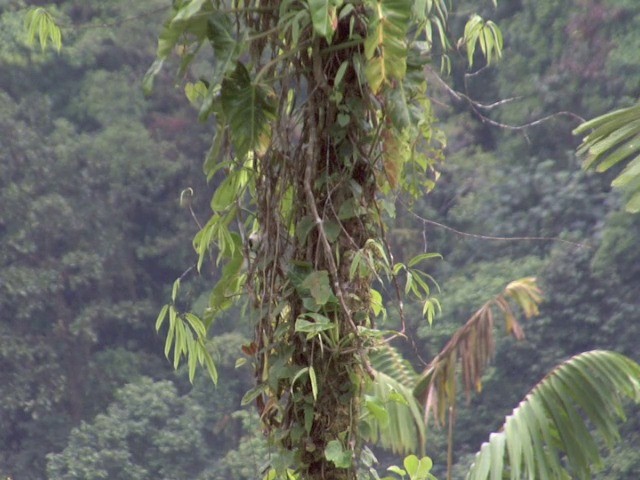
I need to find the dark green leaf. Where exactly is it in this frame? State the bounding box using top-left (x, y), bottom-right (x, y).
top-left (221, 63), bottom-right (276, 158)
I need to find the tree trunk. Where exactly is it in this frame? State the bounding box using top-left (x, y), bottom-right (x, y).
top-left (251, 29), bottom-right (375, 479)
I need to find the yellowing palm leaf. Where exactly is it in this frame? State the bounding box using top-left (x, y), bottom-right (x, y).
top-left (414, 277), bottom-right (542, 426)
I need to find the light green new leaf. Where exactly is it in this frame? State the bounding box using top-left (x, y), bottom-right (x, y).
top-left (25, 8), bottom-right (62, 52)
top-left (155, 304), bottom-right (169, 331)
top-left (467, 350), bottom-right (640, 480)
top-left (309, 366), bottom-right (318, 401)
top-left (163, 309), bottom-right (218, 384)
top-left (463, 14), bottom-right (503, 68)
top-left (171, 0), bottom-right (207, 23)
top-left (403, 454), bottom-right (435, 479)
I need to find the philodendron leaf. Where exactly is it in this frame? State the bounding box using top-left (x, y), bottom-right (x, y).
top-left (301, 270), bottom-right (333, 306)
top-left (221, 62), bottom-right (276, 159)
top-left (324, 440), bottom-right (352, 468)
top-left (308, 0), bottom-right (337, 41)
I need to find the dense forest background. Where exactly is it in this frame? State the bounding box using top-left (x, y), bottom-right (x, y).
top-left (1, 0), bottom-right (639, 479)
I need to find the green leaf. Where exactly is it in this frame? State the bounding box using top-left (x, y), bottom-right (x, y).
top-left (337, 113), bottom-right (351, 127)
top-left (365, 346), bottom-right (425, 455)
top-left (171, 278), bottom-right (181, 302)
top-left (295, 314), bottom-right (333, 338)
top-left (165, 306), bottom-right (177, 358)
top-left (155, 304), bottom-right (169, 331)
top-left (211, 172), bottom-right (239, 211)
top-left (366, 397), bottom-right (390, 427)
top-left (415, 456), bottom-right (434, 478)
top-left (407, 252), bottom-right (441, 268)
top-left (574, 103), bottom-right (640, 212)
top-left (185, 81), bottom-right (208, 107)
top-left (202, 344), bottom-right (218, 384)
top-left (203, 136), bottom-right (229, 181)
top-left (364, 0), bottom-right (412, 93)
top-left (172, 0), bottom-right (207, 23)
top-left (467, 350), bottom-right (640, 480)
top-left (370, 288), bottom-right (384, 317)
top-left (241, 384), bottom-right (267, 406)
top-left (25, 8), bottom-right (62, 52)
top-left (300, 270), bottom-right (333, 306)
top-left (625, 190), bottom-right (640, 213)
top-left (207, 12), bottom-right (243, 89)
top-left (292, 366), bottom-right (310, 389)
top-left (387, 465), bottom-right (406, 476)
top-left (143, 58), bottom-right (165, 96)
top-left (463, 15), bottom-right (503, 68)
top-left (184, 313), bottom-right (207, 338)
top-left (187, 336), bottom-right (198, 382)
top-left (308, 0), bottom-right (337, 41)
top-left (221, 63), bottom-right (276, 158)
top-left (296, 216), bottom-right (317, 245)
top-left (404, 454), bottom-right (419, 477)
top-left (324, 440), bottom-right (352, 468)
top-left (334, 61), bottom-right (349, 87)
top-left (309, 365), bottom-right (318, 401)
top-left (612, 156), bottom-right (640, 188)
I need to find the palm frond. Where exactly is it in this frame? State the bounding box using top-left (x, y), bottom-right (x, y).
top-left (363, 344), bottom-right (426, 455)
top-left (467, 350), bottom-right (640, 480)
top-left (414, 277), bottom-right (542, 426)
top-left (574, 103), bottom-right (640, 213)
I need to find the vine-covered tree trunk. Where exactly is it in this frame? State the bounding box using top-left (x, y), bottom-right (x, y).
top-left (143, 1), bottom-right (490, 478)
top-left (249, 18), bottom-right (378, 477)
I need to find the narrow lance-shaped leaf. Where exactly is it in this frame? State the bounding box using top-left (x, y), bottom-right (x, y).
top-left (25, 8), bottom-right (62, 52)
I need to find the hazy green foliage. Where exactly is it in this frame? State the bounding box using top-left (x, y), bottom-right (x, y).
top-left (46, 378), bottom-right (211, 479)
top-left (4, 0), bottom-right (640, 479)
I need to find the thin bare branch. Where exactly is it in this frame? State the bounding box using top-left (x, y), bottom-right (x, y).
top-left (401, 201), bottom-right (591, 250)
top-left (427, 66), bottom-right (586, 130)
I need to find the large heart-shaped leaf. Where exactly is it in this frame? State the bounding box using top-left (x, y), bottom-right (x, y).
top-left (308, 0), bottom-right (337, 41)
top-left (221, 63), bottom-right (276, 159)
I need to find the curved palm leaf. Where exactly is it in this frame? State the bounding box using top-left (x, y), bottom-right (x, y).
top-left (574, 103), bottom-right (640, 213)
top-left (467, 350), bottom-right (640, 480)
top-left (364, 344), bottom-right (426, 455)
